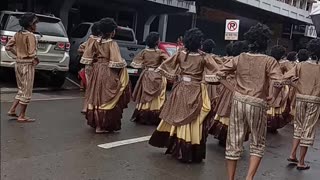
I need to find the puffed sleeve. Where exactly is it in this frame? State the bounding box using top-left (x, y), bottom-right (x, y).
top-left (109, 41), bottom-right (127, 68)
top-left (203, 54), bottom-right (221, 83)
top-left (78, 41), bottom-right (87, 54)
top-left (80, 38), bottom-right (96, 65)
top-left (216, 56), bottom-right (238, 79)
top-left (156, 51), bottom-right (180, 81)
top-left (282, 64), bottom-right (299, 85)
top-left (5, 34), bottom-right (16, 54)
top-left (160, 50), bottom-right (169, 62)
top-left (130, 49), bottom-right (145, 69)
top-left (27, 34), bottom-right (37, 58)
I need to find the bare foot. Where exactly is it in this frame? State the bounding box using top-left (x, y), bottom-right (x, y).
top-left (7, 111), bottom-right (18, 117)
top-left (17, 117), bottom-right (36, 123)
top-left (95, 129), bottom-right (107, 134)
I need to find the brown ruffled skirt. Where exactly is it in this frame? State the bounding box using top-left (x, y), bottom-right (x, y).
top-left (149, 84), bottom-right (211, 163)
top-left (86, 68), bottom-right (131, 132)
top-left (131, 71), bottom-right (167, 125)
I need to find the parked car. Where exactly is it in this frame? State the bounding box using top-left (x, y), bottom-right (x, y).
top-left (159, 42), bottom-right (183, 56)
top-left (0, 11), bottom-right (70, 88)
top-left (69, 22), bottom-right (145, 79)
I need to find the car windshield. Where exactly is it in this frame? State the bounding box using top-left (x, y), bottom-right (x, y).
top-left (165, 47), bottom-right (178, 56)
top-left (5, 15), bottom-right (67, 37)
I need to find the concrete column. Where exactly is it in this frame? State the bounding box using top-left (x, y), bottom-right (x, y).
top-left (143, 15), bottom-right (157, 41)
top-left (59, 0), bottom-right (76, 31)
top-left (158, 14), bottom-right (168, 41)
top-left (191, 14), bottom-right (197, 28)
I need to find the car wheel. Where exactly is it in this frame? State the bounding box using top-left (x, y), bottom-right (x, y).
top-left (49, 71), bottom-right (67, 88)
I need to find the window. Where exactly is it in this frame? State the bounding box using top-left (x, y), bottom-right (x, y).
top-left (114, 28), bottom-right (134, 42)
top-left (0, 14), bottom-right (9, 30)
top-left (70, 24), bottom-right (91, 38)
top-left (5, 15), bottom-right (67, 37)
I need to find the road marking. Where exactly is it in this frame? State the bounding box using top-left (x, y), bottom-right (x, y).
top-left (98, 135), bottom-right (151, 149)
top-left (1, 97), bottom-right (82, 103)
top-left (66, 77), bottom-right (80, 87)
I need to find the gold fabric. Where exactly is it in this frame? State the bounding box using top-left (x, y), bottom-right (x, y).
top-left (284, 61), bottom-right (320, 97)
top-left (294, 94), bottom-right (320, 147)
top-left (14, 63), bottom-right (35, 105)
top-left (130, 48), bottom-right (168, 69)
top-left (156, 84), bottom-right (211, 145)
top-left (217, 53), bottom-right (283, 101)
top-left (88, 68), bottom-right (129, 110)
top-left (136, 77), bottom-right (167, 111)
top-left (80, 35), bottom-right (100, 64)
top-left (5, 31), bottom-right (37, 60)
top-left (226, 92), bottom-right (268, 160)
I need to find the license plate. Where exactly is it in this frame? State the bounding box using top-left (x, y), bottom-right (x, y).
top-left (37, 43), bottom-right (46, 50)
top-left (127, 68), bottom-right (138, 74)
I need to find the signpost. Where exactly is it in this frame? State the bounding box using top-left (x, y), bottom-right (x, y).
top-left (225, 19), bottom-right (240, 41)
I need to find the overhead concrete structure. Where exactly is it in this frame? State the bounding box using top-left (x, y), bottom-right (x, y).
top-left (234, 0), bottom-right (315, 23)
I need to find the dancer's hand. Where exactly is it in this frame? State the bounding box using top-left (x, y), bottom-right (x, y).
top-left (33, 57), bottom-right (40, 66)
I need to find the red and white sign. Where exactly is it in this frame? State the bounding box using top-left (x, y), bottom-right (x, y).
top-left (225, 19), bottom-right (240, 41)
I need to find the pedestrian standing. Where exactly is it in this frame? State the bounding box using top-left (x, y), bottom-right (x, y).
top-left (149, 28), bottom-right (220, 163)
top-left (83, 18), bottom-right (131, 134)
top-left (286, 39), bottom-right (320, 170)
top-left (78, 21), bottom-right (101, 113)
top-left (215, 23), bottom-right (285, 180)
top-left (6, 12), bottom-right (39, 122)
top-left (130, 32), bottom-right (169, 125)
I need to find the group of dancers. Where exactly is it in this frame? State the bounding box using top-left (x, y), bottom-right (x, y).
top-left (6, 12), bottom-right (320, 180)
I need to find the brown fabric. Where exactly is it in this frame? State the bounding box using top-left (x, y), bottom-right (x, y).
top-left (131, 49), bottom-right (168, 103)
top-left (284, 60), bottom-right (320, 97)
top-left (279, 60), bottom-right (295, 74)
top-left (148, 120), bottom-right (209, 163)
top-left (131, 49), bottom-right (168, 68)
top-left (217, 53), bottom-right (283, 101)
top-left (86, 85), bottom-right (131, 131)
top-left (85, 40), bottom-right (127, 106)
top-left (157, 51), bottom-right (219, 125)
top-left (82, 39), bottom-right (126, 68)
top-left (6, 31), bottom-right (37, 60)
top-left (14, 63), bottom-right (35, 105)
top-left (131, 109), bottom-right (161, 125)
top-left (79, 35), bottom-right (100, 62)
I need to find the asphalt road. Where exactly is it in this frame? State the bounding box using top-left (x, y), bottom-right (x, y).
top-left (1, 75), bottom-right (320, 180)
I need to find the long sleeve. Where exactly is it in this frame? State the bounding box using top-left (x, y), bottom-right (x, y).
top-left (131, 50), bottom-right (144, 69)
top-left (156, 52), bottom-right (180, 81)
top-left (5, 35), bottom-right (16, 55)
top-left (109, 41), bottom-right (127, 68)
top-left (267, 59), bottom-right (283, 81)
top-left (203, 55), bottom-right (221, 83)
top-left (26, 34), bottom-right (37, 58)
top-left (78, 41), bottom-right (87, 54)
top-left (160, 50), bottom-right (169, 62)
top-left (216, 56), bottom-right (238, 79)
top-left (80, 39), bottom-right (96, 65)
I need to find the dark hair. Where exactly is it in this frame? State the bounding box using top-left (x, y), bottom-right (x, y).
top-left (145, 32), bottom-right (160, 48)
top-left (307, 38), bottom-right (320, 60)
top-left (183, 28), bottom-right (203, 52)
top-left (19, 12), bottom-right (38, 29)
top-left (226, 43), bottom-right (233, 56)
top-left (270, 45), bottom-right (286, 61)
top-left (201, 39), bottom-right (216, 54)
top-left (91, 22), bottom-right (101, 36)
top-left (244, 23), bottom-right (272, 53)
top-left (297, 49), bottom-right (309, 62)
top-left (287, 51), bottom-right (297, 62)
top-left (99, 18), bottom-right (118, 39)
top-left (232, 41), bottom-right (249, 56)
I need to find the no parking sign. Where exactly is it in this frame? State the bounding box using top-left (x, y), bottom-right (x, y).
top-left (225, 19), bottom-right (240, 41)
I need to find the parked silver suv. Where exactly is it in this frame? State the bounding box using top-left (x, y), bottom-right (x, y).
top-left (0, 11), bottom-right (70, 88)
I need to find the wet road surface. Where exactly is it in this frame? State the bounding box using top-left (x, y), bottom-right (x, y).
top-left (1, 72), bottom-right (320, 180)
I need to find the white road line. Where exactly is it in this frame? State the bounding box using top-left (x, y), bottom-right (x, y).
top-left (66, 77), bottom-right (80, 87)
top-left (98, 135), bottom-right (151, 149)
